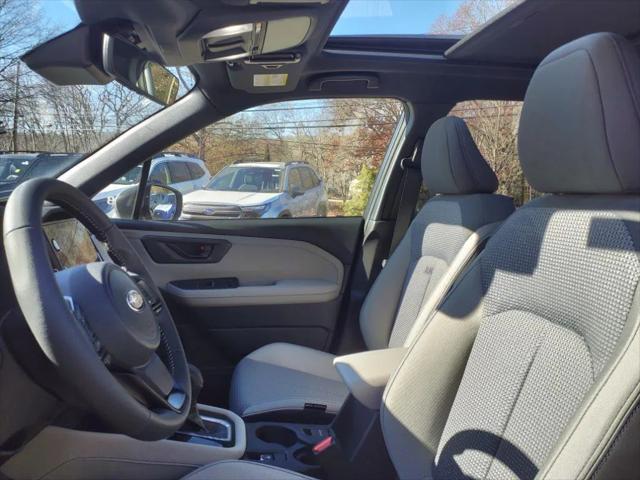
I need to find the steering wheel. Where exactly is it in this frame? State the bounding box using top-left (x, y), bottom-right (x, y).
top-left (2, 178), bottom-right (191, 440)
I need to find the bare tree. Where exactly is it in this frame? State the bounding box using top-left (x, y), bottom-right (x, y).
top-left (430, 0), bottom-right (518, 35)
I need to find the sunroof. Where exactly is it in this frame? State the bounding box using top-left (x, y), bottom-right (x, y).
top-left (331, 0), bottom-right (516, 36)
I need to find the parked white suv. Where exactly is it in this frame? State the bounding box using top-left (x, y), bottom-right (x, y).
top-left (93, 152), bottom-right (211, 216)
top-left (181, 161), bottom-right (328, 219)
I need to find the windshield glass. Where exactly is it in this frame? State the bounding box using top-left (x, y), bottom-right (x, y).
top-left (206, 166), bottom-right (283, 193)
top-left (0, 0), bottom-right (194, 197)
top-left (0, 153), bottom-right (84, 184)
top-left (113, 165), bottom-right (143, 185)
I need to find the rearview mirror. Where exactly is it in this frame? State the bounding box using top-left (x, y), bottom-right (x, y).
top-left (102, 34), bottom-right (179, 106)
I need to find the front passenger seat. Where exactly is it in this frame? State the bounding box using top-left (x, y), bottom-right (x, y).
top-left (230, 117), bottom-right (515, 418)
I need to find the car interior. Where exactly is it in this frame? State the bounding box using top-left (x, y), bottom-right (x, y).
top-left (0, 0), bottom-right (639, 479)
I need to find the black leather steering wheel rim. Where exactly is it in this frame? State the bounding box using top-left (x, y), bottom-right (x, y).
top-left (3, 178), bottom-right (191, 440)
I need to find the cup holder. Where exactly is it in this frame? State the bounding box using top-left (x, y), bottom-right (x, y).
top-left (294, 447), bottom-right (318, 465)
top-left (255, 425), bottom-right (298, 447)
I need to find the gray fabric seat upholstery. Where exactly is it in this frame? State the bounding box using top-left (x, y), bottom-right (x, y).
top-left (381, 32), bottom-right (640, 480)
top-left (230, 343), bottom-right (347, 417)
top-left (229, 117), bottom-right (515, 418)
top-left (184, 31), bottom-right (640, 480)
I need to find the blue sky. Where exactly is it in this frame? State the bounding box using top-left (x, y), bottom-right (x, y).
top-left (331, 0), bottom-right (464, 35)
top-left (39, 0), bottom-right (80, 33)
top-left (38, 0), bottom-right (464, 37)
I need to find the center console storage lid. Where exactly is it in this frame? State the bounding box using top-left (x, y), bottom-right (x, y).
top-left (333, 347), bottom-right (406, 410)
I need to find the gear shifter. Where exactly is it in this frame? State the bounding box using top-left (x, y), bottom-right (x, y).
top-left (181, 364), bottom-right (233, 444)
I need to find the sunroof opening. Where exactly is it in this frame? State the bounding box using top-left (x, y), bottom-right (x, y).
top-left (331, 0), bottom-right (518, 36)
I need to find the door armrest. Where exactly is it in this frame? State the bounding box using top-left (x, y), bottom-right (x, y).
top-left (333, 347), bottom-right (407, 410)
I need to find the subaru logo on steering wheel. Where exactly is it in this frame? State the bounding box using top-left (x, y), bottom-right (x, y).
top-left (126, 290), bottom-right (145, 312)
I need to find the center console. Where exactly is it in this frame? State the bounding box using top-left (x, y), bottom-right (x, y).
top-left (243, 420), bottom-right (330, 476)
top-left (172, 403), bottom-right (245, 453)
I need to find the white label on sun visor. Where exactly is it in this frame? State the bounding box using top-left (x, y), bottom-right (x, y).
top-left (253, 73), bottom-right (288, 87)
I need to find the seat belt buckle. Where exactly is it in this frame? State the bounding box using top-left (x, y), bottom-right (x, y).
top-left (312, 435), bottom-right (334, 455)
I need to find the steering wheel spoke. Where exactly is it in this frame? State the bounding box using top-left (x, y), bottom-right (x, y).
top-left (116, 353), bottom-right (187, 413)
top-left (134, 354), bottom-right (175, 398)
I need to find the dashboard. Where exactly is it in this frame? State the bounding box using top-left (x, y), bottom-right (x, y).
top-left (42, 218), bottom-right (104, 269)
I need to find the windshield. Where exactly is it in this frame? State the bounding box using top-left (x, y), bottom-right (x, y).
top-left (0, 153), bottom-right (84, 184)
top-left (0, 0), bottom-right (194, 197)
top-left (206, 166), bottom-right (283, 193)
top-left (113, 165), bottom-right (143, 185)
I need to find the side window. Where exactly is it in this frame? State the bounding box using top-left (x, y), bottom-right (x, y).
top-left (187, 162), bottom-right (205, 180)
top-left (310, 170), bottom-right (321, 187)
top-left (107, 99), bottom-right (404, 221)
top-left (300, 168), bottom-right (315, 191)
top-left (168, 162), bottom-right (191, 183)
top-left (287, 168), bottom-right (302, 193)
top-left (447, 100), bottom-right (537, 207)
top-left (149, 163), bottom-right (170, 185)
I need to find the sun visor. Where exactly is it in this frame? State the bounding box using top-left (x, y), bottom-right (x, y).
top-left (202, 16), bottom-right (312, 62)
top-left (226, 52), bottom-right (305, 93)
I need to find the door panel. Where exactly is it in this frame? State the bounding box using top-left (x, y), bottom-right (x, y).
top-left (125, 229), bottom-right (344, 306)
top-left (115, 217), bottom-right (362, 406)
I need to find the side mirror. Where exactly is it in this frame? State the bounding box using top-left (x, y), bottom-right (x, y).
top-left (102, 34), bottom-right (179, 106)
top-left (113, 185), bottom-right (137, 219)
top-left (290, 186), bottom-right (304, 198)
top-left (112, 184), bottom-right (182, 221)
top-left (145, 184), bottom-right (183, 221)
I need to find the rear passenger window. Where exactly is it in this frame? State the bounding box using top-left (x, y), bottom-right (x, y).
top-left (448, 100), bottom-right (538, 207)
top-left (149, 163), bottom-right (170, 185)
top-left (187, 163), bottom-right (205, 180)
top-left (310, 170), bottom-right (320, 187)
top-left (288, 168), bottom-right (302, 192)
top-left (169, 162), bottom-right (191, 183)
top-left (300, 168), bottom-right (315, 191)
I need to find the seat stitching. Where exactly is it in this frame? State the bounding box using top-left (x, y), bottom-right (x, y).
top-left (585, 44), bottom-right (625, 191)
top-left (608, 35), bottom-right (640, 133)
top-left (444, 121), bottom-right (462, 192)
top-left (455, 119), bottom-right (481, 190)
top-left (484, 331), bottom-right (543, 478)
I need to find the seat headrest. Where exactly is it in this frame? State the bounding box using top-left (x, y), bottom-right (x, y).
top-left (519, 32), bottom-right (640, 194)
top-left (421, 116), bottom-right (499, 195)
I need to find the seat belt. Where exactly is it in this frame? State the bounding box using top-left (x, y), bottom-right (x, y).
top-left (389, 139), bottom-right (423, 254)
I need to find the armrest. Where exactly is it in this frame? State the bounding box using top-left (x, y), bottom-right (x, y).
top-left (333, 347), bottom-right (407, 410)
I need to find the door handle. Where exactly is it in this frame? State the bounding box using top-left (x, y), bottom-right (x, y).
top-left (142, 236), bottom-right (231, 264)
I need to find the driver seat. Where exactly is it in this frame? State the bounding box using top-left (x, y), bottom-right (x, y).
top-left (183, 32), bottom-right (640, 480)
